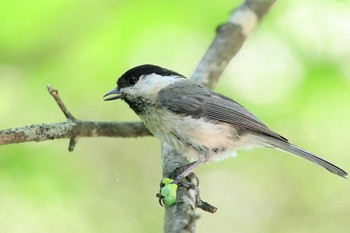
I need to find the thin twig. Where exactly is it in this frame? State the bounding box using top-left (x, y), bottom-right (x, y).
top-left (196, 199), bottom-right (217, 213)
top-left (47, 84), bottom-right (76, 120)
top-left (47, 84), bottom-right (81, 150)
top-left (68, 136), bottom-right (79, 152)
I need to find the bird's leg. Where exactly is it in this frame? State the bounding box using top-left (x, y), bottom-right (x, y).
top-left (157, 151), bottom-right (207, 206)
top-left (171, 150), bottom-right (208, 185)
top-left (156, 162), bottom-right (200, 207)
top-left (172, 160), bottom-right (202, 185)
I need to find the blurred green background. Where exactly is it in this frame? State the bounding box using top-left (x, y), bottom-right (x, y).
top-left (1, 0), bottom-right (349, 232)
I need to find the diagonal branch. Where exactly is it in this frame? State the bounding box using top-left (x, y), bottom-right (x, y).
top-left (192, 0), bottom-right (276, 88)
top-left (47, 84), bottom-right (77, 121)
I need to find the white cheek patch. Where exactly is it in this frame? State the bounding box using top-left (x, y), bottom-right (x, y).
top-left (130, 74), bottom-right (182, 98)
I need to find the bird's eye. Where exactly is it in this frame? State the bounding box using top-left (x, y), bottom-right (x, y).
top-left (129, 76), bottom-right (139, 85)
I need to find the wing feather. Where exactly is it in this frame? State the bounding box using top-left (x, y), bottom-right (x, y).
top-left (158, 81), bottom-right (287, 141)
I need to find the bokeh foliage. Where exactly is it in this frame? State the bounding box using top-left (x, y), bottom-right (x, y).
top-left (1, 0), bottom-right (349, 232)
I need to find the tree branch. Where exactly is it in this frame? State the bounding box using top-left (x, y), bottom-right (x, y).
top-left (0, 121), bottom-right (150, 146)
top-left (192, 0), bottom-right (276, 88)
top-left (0, 85), bottom-right (151, 150)
top-left (162, 0), bottom-right (276, 232)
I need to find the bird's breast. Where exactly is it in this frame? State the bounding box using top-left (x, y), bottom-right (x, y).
top-left (140, 110), bottom-right (260, 162)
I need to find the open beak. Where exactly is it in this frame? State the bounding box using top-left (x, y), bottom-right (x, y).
top-left (103, 87), bottom-right (122, 101)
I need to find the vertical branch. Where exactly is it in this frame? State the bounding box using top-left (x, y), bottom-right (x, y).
top-left (162, 144), bottom-right (198, 233)
top-left (162, 0), bottom-right (276, 232)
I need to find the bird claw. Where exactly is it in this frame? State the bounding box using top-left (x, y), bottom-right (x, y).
top-left (156, 164), bottom-right (200, 207)
top-left (173, 172), bottom-right (199, 189)
top-left (156, 178), bottom-right (178, 207)
top-left (170, 162), bottom-right (200, 188)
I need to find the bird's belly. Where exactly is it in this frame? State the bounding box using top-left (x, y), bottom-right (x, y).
top-left (141, 111), bottom-right (260, 162)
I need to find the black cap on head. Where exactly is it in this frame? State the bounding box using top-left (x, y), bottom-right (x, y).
top-left (117, 64), bottom-right (183, 89)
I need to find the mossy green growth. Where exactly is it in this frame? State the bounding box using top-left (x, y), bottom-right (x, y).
top-left (160, 178), bottom-right (177, 206)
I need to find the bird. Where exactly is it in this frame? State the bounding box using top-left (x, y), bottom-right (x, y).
top-left (104, 64), bottom-right (347, 181)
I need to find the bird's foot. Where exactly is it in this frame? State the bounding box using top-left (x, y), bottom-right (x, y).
top-left (156, 177), bottom-right (178, 206)
top-left (156, 162), bottom-right (200, 207)
top-left (155, 164), bottom-right (217, 213)
top-left (168, 162), bottom-right (200, 187)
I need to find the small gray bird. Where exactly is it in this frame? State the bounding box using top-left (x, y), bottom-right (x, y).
top-left (104, 64), bottom-right (347, 180)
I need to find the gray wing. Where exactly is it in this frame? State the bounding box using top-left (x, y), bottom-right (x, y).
top-left (158, 81), bottom-right (348, 178)
top-left (158, 81), bottom-right (287, 141)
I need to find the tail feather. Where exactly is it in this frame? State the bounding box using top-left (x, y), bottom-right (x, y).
top-left (267, 139), bottom-right (347, 178)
